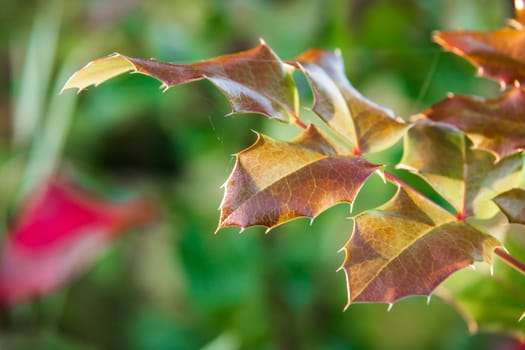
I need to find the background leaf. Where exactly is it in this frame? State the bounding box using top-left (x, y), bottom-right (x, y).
top-left (0, 177), bottom-right (155, 305)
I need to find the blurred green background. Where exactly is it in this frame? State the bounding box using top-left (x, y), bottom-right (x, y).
top-left (1, 0), bottom-right (521, 349)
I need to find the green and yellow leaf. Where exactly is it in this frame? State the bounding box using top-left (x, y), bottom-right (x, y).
top-left (399, 122), bottom-right (523, 218)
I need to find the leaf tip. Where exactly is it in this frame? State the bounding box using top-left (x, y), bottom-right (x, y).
top-left (426, 294), bottom-right (432, 305)
top-left (387, 303), bottom-right (394, 312)
top-left (476, 67), bottom-right (484, 77)
top-left (519, 311), bottom-right (525, 322)
top-left (264, 227), bottom-right (272, 234)
top-left (375, 168), bottom-right (386, 184)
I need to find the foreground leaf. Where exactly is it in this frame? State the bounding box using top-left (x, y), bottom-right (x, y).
top-left (440, 226), bottom-right (525, 341)
top-left (399, 122), bottom-right (523, 218)
top-left (0, 178), bottom-right (155, 305)
top-left (494, 189), bottom-right (525, 225)
top-left (292, 49), bottom-right (406, 154)
top-left (421, 88), bottom-right (525, 160)
top-left (62, 42), bottom-right (298, 123)
top-left (434, 18), bottom-right (525, 86)
top-left (218, 125), bottom-right (379, 230)
top-left (340, 186), bottom-right (500, 306)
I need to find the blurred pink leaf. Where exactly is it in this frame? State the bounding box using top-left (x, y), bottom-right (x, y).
top-left (0, 178), bottom-right (155, 305)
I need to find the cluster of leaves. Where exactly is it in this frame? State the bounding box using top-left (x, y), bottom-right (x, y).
top-left (62, 4), bottom-right (525, 340)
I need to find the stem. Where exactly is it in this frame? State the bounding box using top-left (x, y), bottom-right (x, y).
top-left (383, 171), bottom-right (444, 209)
top-left (294, 116), bottom-right (308, 130)
top-left (494, 248), bottom-right (525, 275)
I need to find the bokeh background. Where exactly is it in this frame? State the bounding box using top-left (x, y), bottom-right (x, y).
top-left (1, 0), bottom-right (521, 349)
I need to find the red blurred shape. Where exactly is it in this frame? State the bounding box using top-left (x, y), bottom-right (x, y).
top-left (0, 178), bottom-right (155, 305)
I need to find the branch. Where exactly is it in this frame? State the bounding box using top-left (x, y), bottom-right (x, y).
top-left (494, 248), bottom-right (525, 275)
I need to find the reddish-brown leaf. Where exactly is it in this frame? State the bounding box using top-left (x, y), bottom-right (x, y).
top-left (494, 188), bottom-right (525, 225)
top-left (0, 178), bottom-right (155, 305)
top-left (439, 226), bottom-right (525, 340)
top-left (62, 42), bottom-right (298, 123)
top-left (340, 186), bottom-right (500, 306)
top-left (292, 49), bottom-right (407, 154)
top-left (421, 88), bottom-right (525, 160)
top-left (434, 19), bottom-right (525, 86)
top-left (218, 125), bottom-right (379, 230)
top-left (399, 122), bottom-right (523, 218)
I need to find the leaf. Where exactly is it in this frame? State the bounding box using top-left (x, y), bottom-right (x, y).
top-left (420, 88), bottom-right (525, 160)
top-left (399, 122), bottom-right (523, 218)
top-left (439, 225), bottom-right (525, 341)
top-left (0, 178), bottom-right (155, 305)
top-left (340, 186), bottom-right (500, 306)
top-left (433, 18), bottom-right (525, 87)
top-left (494, 189), bottom-right (525, 225)
top-left (62, 41), bottom-right (298, 123)
top-left (217, 125), bottom-right (379, 230)
top-left (292, 49), bottom-right (407, 154)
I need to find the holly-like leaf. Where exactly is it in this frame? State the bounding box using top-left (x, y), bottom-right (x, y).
top-left (0, 178), bottom-right (155, 305)
top-left (420, 88), bottom-right (525, 160)
top-left (439, 226), bottom-right (525, 341)
top-left (217, 125), bottom-right (379, 230)
top-left (340, 186), bottom-right (500, 306)
top-left (399, 122), bottom-right (523, 218)
top-left (292, 49), bottom-right (407, 154)
top-left (433, 16), bottom-right (525, 87)
top-left (62, 41), bottom-right (298, 123)
top-left (494, 189), bottom-right (525, 225)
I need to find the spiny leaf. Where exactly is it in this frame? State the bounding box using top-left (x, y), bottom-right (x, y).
top-left (440, 226), bottom-right (525, 341)
top-left (399, 122), bottom-right (523, 218)
top-left (434, 17), bottom-right (525, 87)
top-left (340, 186), bottom-right (500, 306)
top-left (62, 41), bottom-right (298, 123)
top-left (292, 49), bottom-right (406, 154)
top-left (218, 125), bottom-right (379, 230)
top-left (494, 188), bottom-right (525, 225)
top-left (0, 178), bottom-right (155, 305)
top-left (421, 88), bottom-right (525, 160)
